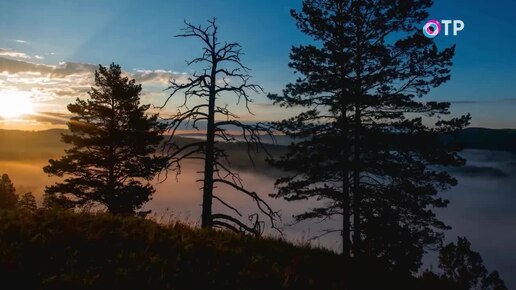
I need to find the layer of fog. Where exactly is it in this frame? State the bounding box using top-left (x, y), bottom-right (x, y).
top-left (1, 149), bottom-right (514, 287)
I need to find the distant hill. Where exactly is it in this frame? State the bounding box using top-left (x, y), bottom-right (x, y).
top-left (174, 127), bottom-right (516, 151)
top-left (444, 127), bottom-right (516, 152)
top-left (1, 127), bottom-right (515, 162)
top-left (0, 129), bottom-right (68, 160)
top-left (0, 128), bottom-right (66, 148)
top-left (0, 129), bottom-right (286, 176)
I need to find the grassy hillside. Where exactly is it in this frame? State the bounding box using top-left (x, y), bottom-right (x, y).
top-left (0, 210), bottom-right (457, 289)
top-left (0, 129), bottom-right (465, 288)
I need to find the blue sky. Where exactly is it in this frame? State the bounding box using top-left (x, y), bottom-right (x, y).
top-left (0, 0), bottom-right (515, 128)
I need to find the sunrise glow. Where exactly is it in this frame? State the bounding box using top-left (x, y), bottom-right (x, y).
top-left (0, 90), bottom-right (35, 119)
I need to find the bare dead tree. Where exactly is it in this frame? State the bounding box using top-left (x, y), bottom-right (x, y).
top-left (160, 19), bottom-right (280, 236)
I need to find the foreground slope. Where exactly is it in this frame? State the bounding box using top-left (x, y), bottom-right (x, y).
top-left (0, 210), bottom-right (459, 289)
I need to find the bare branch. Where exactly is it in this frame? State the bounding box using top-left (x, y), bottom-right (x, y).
top-left (213, 195), bottom-right (242, 217)
top-left (213, 178), bottom-right (281, 233)
top-left (212, 213), bottom-right (261, 236)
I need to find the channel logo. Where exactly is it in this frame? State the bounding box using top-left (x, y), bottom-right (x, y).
top-left (423, 19), bottom-right (465, 38)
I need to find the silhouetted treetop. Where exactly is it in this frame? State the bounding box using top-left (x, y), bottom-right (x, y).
top-left (268, 0), bottom-right (470, 272)
top-left (0, 173), bottom-right (17, 210)
top-left (17, 192), bottom-right (37, 212)
top-left (439, 237), bottom-right (507, 290)
top-left (44, 63), bottom-right (166, 216)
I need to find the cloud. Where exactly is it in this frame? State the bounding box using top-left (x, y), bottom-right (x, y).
top-left (0, 48), bottom-right (31, 59)
top-left (0, 57), bottom-right (98, 107)
top-left (0, 57), bottom-right (189, 85)
top-left (0, 58), bottom-right (284, 125)
top-left (0, 57), bottom-right (275, 128)
top-left (14, 39), bottom-right (29, 44)
top-left (445, 98), bottom-right (516, 105)
top-left (132, 69), bottom-right (188, 85)
top-left (0, 57), bottom-right (97, 77)
top-left (0, 57), bottom-right (191, 122)
top-left (253, 102), bottom-right (276, 108)
top-left (34, 55), bottom-right (45, 60)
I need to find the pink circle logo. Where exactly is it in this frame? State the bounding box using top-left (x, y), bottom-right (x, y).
top-left (423, 20), bottom-right (441, 38)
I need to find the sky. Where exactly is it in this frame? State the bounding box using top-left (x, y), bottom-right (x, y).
top-left (0, 0), bottom-right (515, 130)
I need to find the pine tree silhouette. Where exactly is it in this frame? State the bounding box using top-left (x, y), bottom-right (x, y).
top-left (268, 0), bottom-right (470, 271)
top-left (44, 63), bottom-right (166, 216)
top-left (0, 174), bottom-right (17, 209)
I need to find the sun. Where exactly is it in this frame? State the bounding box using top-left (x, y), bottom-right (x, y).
top-left (0, 90), bottom-right (35, 119)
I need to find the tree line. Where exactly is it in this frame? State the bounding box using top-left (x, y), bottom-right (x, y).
top-left (0, 0), bottom-right (507, 288)
top-left (0, 174), bottom-right (37, 212)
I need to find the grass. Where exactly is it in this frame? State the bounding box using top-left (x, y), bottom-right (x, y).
top-left (0, 209), bottom-right (459, 289)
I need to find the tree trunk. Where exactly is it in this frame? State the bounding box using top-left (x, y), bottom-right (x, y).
top-left (342, 109), bottom-right (351, 257)
top-left (352, 3), bottom-right (363, 257)
top-left (201, 61), bottom-right (217, 229)
top-left (335, 0), bottom-right (351, 258)
top-left (108, 98), bottom-right (116, 212)
top-left (342, 170), bottom-right (351, 257)
top-left (352, 105), bottom-right (361, 256)
top-left (352, 70), bottom-right (363, 257)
